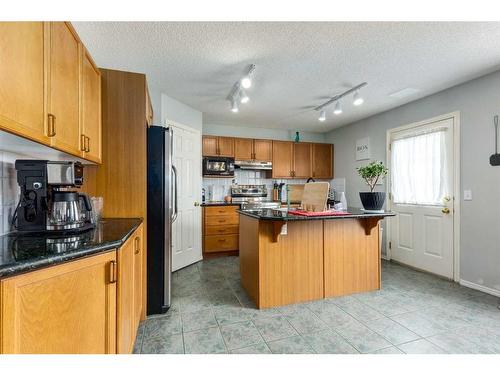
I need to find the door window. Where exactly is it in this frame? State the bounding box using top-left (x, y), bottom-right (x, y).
top-left (391, 128), bottom-right (449, 205)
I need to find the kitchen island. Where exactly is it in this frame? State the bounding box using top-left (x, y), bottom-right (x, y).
top-left (238, 208), bottom-right (395, 309)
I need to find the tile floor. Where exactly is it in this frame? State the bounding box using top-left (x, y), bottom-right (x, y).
top-left (134, 256), bottom-right (500, 354)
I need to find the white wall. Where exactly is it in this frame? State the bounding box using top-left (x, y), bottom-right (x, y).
top-left (325, 69), bottom-right (500, 294)
top-left (161, 94), bottom-right (203, 131)
top-left (203, 123), bottom-right (327, 143)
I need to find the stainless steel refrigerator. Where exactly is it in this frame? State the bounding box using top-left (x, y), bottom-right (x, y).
top-left (147, 126), bottom-right (178, 315)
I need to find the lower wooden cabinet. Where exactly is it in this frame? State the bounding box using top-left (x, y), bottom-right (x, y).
top-left (117, 224), bottom-right (144, 354)
top-left (0, 224), bottom-right (144, 354)
top-left (0, 251), bottom-right (117, 354)
top-left (203, 206), bottom-right (239, 254)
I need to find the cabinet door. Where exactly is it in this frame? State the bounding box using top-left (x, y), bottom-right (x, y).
top-left (133, 225), bottom-right (144, 328)
top-left (117, 233), bottom-right (135, 354)
top-left (145, 86), bottom-right (154, 126)
top-left (272, 141), bottom-right (293, 178)
top-left (253, 139), bottom-right (272, 161)
top-left (81, 48), bottom-right (102, 163)
top-left (312, 143), bottom-right (334, 179)
top-left (0, 22), bottom-right (49, 144)
top-left (0, 252), bottom-right (117, 354)
top-left (202, 135), bottom-right (218, 156)
top-left (293, 143), bottom-right (312, 178)
top-left (234, 138), bottom-right (253, 160)
top-left (48, 22), bottom-right (81, 155)
top-left (217, 136), bottom-right (234, 157)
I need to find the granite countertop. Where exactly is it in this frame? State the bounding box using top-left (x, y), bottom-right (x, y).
top-left (201, 201), bottom-right (241, 206)
top-left (238, 207), bottom-right (395, 221)
top-left (0, 218), bottom-right (143, 278)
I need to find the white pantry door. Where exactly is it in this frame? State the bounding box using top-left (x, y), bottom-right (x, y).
top-left (171, 123), bottom-right (202, 271)
top-left (388, 116), bottom-right (456, 279)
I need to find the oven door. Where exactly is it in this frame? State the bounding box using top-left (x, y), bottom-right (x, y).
top-left (203, 157), bottom-right (234, 176)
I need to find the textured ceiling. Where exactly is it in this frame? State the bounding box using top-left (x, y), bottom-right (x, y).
top-left (73, 22), bottom-right (500, 132)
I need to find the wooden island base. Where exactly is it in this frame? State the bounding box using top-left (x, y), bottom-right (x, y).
top-left (239, 214), bottom-right (382, 309)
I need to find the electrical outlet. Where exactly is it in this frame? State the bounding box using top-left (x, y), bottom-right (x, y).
top-left (463, 190), bottom-right (472, 201)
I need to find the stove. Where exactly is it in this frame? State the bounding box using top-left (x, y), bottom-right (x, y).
top-left (230, 185), bottom-right (281, 210)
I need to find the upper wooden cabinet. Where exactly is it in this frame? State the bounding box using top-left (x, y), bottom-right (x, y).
top-left (202, 136), bottom-right (235, 157)
top-left (253, 139), bottom-right (272, 161)
top-left (234, 138), bottom-right (253, 160)
top-left (272, 141), bottom-right (294, 178)
top-left (145, 85), bottom-right (153, 126)
top-left (234, 138), bottom-right (273, 162)
top-left (81, 47), bottom-right (102, 163)
top-left (0, 22), bottom-right (48, 144)
top-left (0, 22), bottom-right (102, 164)
top-left (0, 251), bottom-right (117, 354)
top-left (48, 22), bottom-right (81, 156)
top-left (293, 142), bottom-right (312, 178)
top-left (312, 143), bottom-right (334, 179)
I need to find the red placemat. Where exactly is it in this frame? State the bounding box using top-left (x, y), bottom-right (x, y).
top-left (288, 209), bottom-right (351, 217)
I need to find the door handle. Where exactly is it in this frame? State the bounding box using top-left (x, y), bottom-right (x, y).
top-left (194, 202), bottom-right (200, 207)
top-left (109, 261), bottom-right (117, 284)
top-left (48, 114), bottom-right (56, 137)
top-left (172, 165), bottom-right (179, 222)
top-left (442, 207), bottom-right (450, 214)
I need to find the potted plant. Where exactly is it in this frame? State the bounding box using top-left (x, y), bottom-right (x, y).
top-left (356, 161), bottom-right (388, 211)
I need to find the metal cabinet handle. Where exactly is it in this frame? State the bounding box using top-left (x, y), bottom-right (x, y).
top-left (86, 136), bottom-right (90, 152)
top-left (81, 134), bottom-right (86, 151)
top-left (48, 114), bottom-right (56, 137)
top-left (109, 261), bottom-right (117, 283)
top-left (218, 238), bottom-right (227, 242)
top-left (134, 236), bottom-right (140, 254)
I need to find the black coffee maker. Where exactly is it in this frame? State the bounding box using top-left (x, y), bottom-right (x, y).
top-left (14, 160), bottom-right (95, 233)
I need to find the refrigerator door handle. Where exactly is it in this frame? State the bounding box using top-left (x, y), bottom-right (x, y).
top-left (172, 164), bottom-right (179, 222)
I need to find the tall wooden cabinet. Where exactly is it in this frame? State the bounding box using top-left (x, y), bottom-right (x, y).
top-left (293, 143), bottom-right (312, 178)
top-left (0, 251), bottom-right (117, 354)
top-left (0, 22), bottom-right (48, 144)
top-left (272, 141), bottom-right (294, 178)
top-left (0, 21), bottom-right (102, 164)
top-left (312, 143), bottom-right (334, 179)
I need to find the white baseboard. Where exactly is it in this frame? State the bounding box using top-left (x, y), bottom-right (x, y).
top-left (381, 254), bottom-right (390, 261)
top-left (459, 279), bottom-right (500, 298)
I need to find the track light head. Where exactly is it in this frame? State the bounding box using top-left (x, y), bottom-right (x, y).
top-left (333, 101), bottom-right (342, 115)
top-left (318, 110), bottom-right (326, 122)
top-left (230, 99), bottom-right (239, 113)
top-left (353, 90), bottom-right (364, 106)
top-left (240, 89), bottom-right (249, 104)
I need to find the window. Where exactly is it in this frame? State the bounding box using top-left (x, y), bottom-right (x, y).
top-left (391, 129), bottom-right (448, 205)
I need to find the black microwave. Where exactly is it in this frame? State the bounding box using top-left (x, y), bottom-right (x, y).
top-left (202, 156), bottom-right (235, 177)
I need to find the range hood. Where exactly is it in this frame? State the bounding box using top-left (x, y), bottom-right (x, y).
top-left (234, 160), bottom-right (272, 170)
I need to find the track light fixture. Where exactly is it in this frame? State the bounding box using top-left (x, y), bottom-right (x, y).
top-left (314, 82), bottom-right (367, 120)
top-left (333, 101), bottom-right (342, 115)
top-left (227, 64), bottom-right (256, 113)
top-left (318, 110), bottom-right (326, 122)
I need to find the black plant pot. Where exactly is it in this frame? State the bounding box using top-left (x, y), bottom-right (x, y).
top-left (359, 192), bottom-right (386, 211)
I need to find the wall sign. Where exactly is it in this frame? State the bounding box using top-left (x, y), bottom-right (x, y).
top-left (356, 137), bottom-right (371, 160)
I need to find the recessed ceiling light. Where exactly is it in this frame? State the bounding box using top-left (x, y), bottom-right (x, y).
top-left (389, 87), bottom-right (420, 99)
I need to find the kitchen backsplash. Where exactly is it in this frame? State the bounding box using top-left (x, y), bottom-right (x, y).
top-left (0, 151), bottom-right (22, 236)
top-left (203, 169), bottom-right (346, 202)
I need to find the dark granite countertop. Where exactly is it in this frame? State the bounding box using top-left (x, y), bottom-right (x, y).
top-left (201, 201), bottom-right (241, 207)
top-left (238, 207), bottom-right (395, 221)
top-left (0, 218), bottom-right (143, 278)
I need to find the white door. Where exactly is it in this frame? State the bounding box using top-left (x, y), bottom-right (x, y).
top-left (171, 123), bottom-right (203, 271)
top-left (388, 116), bottom-right (456, 279)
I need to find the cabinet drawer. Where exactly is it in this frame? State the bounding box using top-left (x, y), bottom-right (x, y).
top-left (205, 224), bottom-right (239, 235)
top-left (204, 234), bottom-right (239, 253)
top-left (205, 215), bottom-right (239, 226)
top-left (204, 206), bottom-right (239, 217)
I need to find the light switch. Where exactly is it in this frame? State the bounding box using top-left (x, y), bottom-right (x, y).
top-left (463, 190), bottom-right (472, 201)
